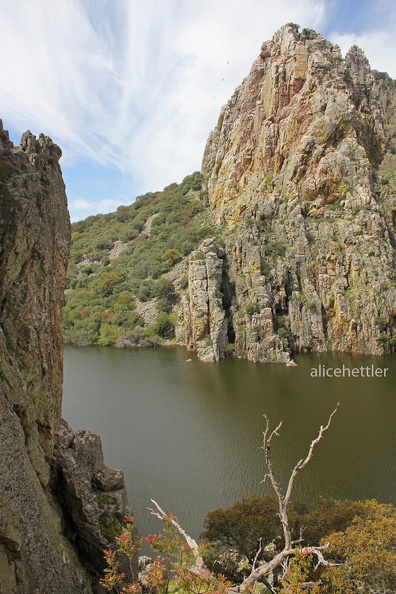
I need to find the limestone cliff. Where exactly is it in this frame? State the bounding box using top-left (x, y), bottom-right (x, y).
top-left (0, 121), bottom-right (130, 593)
top-left (178, 25), bottom-right (396, 362)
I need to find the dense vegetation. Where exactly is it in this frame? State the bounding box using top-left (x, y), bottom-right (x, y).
top-left (102, 497), bottom-right (396, 593)
top-left (201, 496), bottom-right (396, 590)
top-left (63, 172), bottom-right (221, 346)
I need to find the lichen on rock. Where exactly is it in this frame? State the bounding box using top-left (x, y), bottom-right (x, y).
top-left (192, 24), bottom-right (396, 360)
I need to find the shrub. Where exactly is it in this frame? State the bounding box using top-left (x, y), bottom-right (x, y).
top-left (201, 496), bottom-right (282, 561)
top-left (98, 323), bottom-right (119, 346)
top-left (265, 240), bottom-right (286, 258)
top-left (114, 292), bottom-right (135, 309)
top-left (156, 298), bottom-right (173, 314)
top-left (152, 278), bottom-right (176, 302)
top-left (323, 500), bottom-right (396, 593)
top-left (161, 248), bottom-right (182, 266)
top-left (277, 327), bottom-right (290, 341)
top-left (153, 313), bottom-right (175, 340)
top-left (100, 272), bottom-right (125, 295)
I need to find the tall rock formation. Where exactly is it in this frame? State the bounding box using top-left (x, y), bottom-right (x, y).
top-left (177, 238), bottom-right (228, 362)
top-left (0, 122), bottom-right (130, 593)
top-left (179, 25), bottom-right (396, 362)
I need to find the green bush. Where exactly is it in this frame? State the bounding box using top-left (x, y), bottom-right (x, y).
top-left (100, 272), bottom-right (125, 295)
top-left (156, 298), bottom-right (173, 314)
top-left (153, 313), bottom-right (175, 339)
top-left (98, 323), bottom-right (119, 346)
top-left (201, 495), bottom-right (282, 577)
top-left (161, 248), bottom-right (182, 266)
top-left (277, 327), bottom-right (290, 341)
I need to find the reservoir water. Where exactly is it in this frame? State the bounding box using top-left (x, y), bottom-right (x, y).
top-left (63, 345), bottom-right (396, 539)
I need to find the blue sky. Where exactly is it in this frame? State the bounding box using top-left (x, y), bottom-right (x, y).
top-left (1, 0), bottom-right (395, 222)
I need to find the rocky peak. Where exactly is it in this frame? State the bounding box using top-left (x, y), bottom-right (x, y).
top-left (345, 44), bottom-right (371, 76)
top-left (202, 25), bottom-right (387, 224)
top-left (185, 26), bottom-right (396, 361)
top-left (19, 128), bottom-right (63, 163)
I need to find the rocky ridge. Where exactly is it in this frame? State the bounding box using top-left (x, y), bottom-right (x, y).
top-left (0, 122), bottom-right (130, 593)
top-left (176, 25), bottom-right (396, 362)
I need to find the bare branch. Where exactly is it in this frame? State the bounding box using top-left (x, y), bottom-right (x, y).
top-left (147, 407), bottom-right (340, 594)
top-left (260, 576), bottom-right (278, 594)
top-left (292, 525), bottom-right (305, 546)
top-left (265, 417), bottom-right (283, 449)
top-left (284, 404), bottom-right (339, 507)
top-left (240, 548), bottom-right (294, 591)
top-left (301, 543), bottom-right (340, 570)
top-left (148, 499), bottom-right (206, 570)
top-left (261, 415), bottom-right (290, 548)
top-left (252, 537), bottom-right (263, 571)
top-left (261, 416), bottom-right (285, 510)
top-left (240, 543), bottom-right (336, 592)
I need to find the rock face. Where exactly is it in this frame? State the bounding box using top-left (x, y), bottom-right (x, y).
top-left (53, 421), bottom-right (132, 580)
top-left (179, 25), bottom-right (396, 362)
top-left (177, 238), bottom-right (228, 362)
top-left (0, 122), bottom-right (70, 484)
top-left (0, 121), bottom-right (130, 593)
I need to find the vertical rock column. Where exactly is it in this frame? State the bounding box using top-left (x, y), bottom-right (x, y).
top-left (188, 238), bottom-right (228, 362)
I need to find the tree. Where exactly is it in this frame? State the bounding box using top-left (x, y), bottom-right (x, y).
top-left (322, 499), bottom-right (396, 593)
top-left (100, 271), bottom-right (125, 295)
top-left (202, 495), bottom-right (281, 558)
top-left (146, 406), bottom-right (339, 593)
top-left (101, 407), bottom-right (343, 593)
top-left (237, 407), bottom-right (339, 590)
top-left (161, 248), bottom-right (182, 266)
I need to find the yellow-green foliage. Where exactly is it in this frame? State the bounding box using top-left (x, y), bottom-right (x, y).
top-left (200, 496), bottom-right (396, 590)
top-left (278, 550), bottom-right (323, 594)
top-left (323, 500), bottom-right (396, 593)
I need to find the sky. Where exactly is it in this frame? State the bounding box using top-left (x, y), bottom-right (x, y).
top-left (1, 0), bottom-right (396, 222)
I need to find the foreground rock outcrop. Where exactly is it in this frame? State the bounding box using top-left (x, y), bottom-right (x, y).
top-left (177, 25), bottom-right (396, 362)
top-left (53, 420), bottom-right (133, 582)
top-left (0, 121), bottom-right (130, 593)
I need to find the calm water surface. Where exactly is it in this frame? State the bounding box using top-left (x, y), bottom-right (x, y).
top-left (63, 346), bottom-right (396, 538)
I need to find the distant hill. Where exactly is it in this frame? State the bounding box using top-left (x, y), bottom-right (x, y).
top-left (63, 171), bottom-right (222, 347)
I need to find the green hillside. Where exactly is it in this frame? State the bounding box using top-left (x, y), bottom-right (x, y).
top-left (63, 172), bottom-right (222, 346)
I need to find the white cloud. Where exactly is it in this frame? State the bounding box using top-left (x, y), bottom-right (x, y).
top-left (2, 0), bottom-right (395, 215)
top-left (328, 0), bottom-right (396, 77)
top-left (329, 29), bottom-right (396, 78)
top-left (69, 196), bottom-right (131, 220)
top-left (0, 0), bottom-right (327, 200)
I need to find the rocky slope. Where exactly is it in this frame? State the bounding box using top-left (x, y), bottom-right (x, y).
top-left (0, 121), bottom-right (130, 593)
top-left (178, 24), bottom-right (396, 362)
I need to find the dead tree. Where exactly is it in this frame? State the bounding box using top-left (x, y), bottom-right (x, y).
top-left (149, 404), bottom-right (339, 592)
